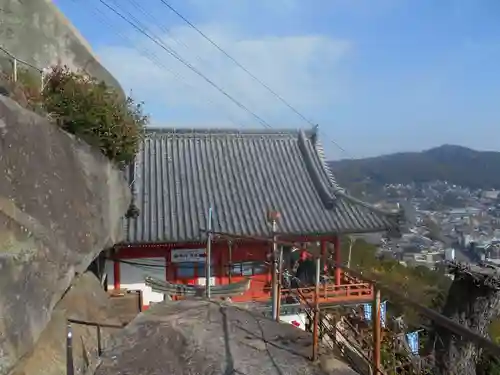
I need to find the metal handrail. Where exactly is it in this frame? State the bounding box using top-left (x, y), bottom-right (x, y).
top-left (0, 45), bottom-right (43, 73)
top-left (0, 45), bottom-right (45, 88)
top-left (66, 318), bottom-right (126, 375)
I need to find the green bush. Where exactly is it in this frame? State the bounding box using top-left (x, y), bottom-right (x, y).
top-left (2, 65), bottom-right (148, 164)
top-left (40, 65), bottom-right (148, 164)
top-left (340, 238), bottom-right (452, 325)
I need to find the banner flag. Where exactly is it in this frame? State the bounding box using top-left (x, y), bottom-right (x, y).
top-left (406, 331), bottom-right (419, 355)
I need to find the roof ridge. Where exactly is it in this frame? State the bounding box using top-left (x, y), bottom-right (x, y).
top-left (314, 139), bottom-right (343, 192)
top-left (297, 130), bottom-right (336, 208)
top-left (309, 137), bottom-right (404, 225)
top-left (145, 127), bottom-right (316, 137)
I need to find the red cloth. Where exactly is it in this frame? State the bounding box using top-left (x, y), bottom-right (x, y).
top-left (300, 250), bottom-right (310, 261)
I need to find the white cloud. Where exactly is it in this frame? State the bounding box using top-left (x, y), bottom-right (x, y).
top-left (97, 22), bottom-right (352, 126)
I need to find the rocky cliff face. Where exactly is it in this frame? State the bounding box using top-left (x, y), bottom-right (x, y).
top-left (10, 272), bottom-right (123, 375)
top-left (0, 95), bottom-right (130, 375)
top-left (0, 0), bottom-right (121, 90)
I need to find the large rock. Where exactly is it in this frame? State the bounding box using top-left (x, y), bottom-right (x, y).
top-left (10, 272), bottom-right (123, 375)
top-left (0, 0), bottom-right (121, 91)
top-left (95, 300), bottom-right (358, 375)
top-left (0, 96), bottom-right (130, 375)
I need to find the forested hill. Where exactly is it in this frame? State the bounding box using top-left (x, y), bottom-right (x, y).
top-left (328, 145), bottom-right (500, 190)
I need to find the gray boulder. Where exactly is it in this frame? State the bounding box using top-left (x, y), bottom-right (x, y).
top-left (0, 0), bottom-right (122, 91)
top-left (96, 300), bottom-right (358, 375)
top-left (10, 272), bottom-right (123, 375)
top-left (0, 96), bottom-right (130, 375)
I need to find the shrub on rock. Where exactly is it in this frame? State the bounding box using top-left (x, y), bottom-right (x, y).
top-left (41, 65), bottom-right (148, 165)
top-left (3, 65), bottom-right (148, 164)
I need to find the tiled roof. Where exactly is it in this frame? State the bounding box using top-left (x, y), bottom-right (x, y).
top-left (123, 128), bottom-right (402, 244)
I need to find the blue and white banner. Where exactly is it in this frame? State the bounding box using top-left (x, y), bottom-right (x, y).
top-left (406, 331), bottom-right (419, 355)
top-left (363, 303), bottom-right (372, 321)
top-left (363, 301), bottom-right (387, 327)
top-left (380, 301), bottom-right (387, 328)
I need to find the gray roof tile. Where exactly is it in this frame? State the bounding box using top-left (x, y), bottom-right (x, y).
top-left (124, 128), bottom-right (401, 244)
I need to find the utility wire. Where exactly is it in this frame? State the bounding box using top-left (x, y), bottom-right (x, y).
top-left (95, 0), bottom-right (372, 173)
top-left (114, 0), bottom-right (250, 127)
top-left (94, 0), bottom-right (354, 161)
top-left (157, 0), bottom-right (317, 128)
top-left (121, 0), bottom-right (294, 132)
top-left (156, 0), bottom-right (363, 163)
top-left (99, 0), bottom-right (273, 129)
top-left (125, 0), bottom-right (224, 83)
top-left (76, 0), bottom-right (244, 128)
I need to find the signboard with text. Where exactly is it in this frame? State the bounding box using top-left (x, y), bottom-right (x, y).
top-left (197, 277), bottom-right (216, 286)
top-left (171, 249), bottom-right (206, 263)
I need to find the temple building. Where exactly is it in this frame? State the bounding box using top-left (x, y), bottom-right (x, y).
top-left (101, 127), bottom-right (402, 311)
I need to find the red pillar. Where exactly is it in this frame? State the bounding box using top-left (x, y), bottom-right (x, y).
top-left (334, 236), bottom-right (341, 285)
top-left (165, 256), bottom-right (169, 281)
top-left (113, 259), bottom-right (121, 290)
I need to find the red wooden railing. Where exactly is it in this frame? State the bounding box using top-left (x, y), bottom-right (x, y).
top-left (231, 272), bottom-right (373, 305)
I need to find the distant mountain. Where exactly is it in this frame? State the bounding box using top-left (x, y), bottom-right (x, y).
top-left (328, 145), bottom-right (500, 191)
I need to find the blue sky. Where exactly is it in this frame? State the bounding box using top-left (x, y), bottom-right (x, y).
top-left (54, 0), bottom-right (500, 159)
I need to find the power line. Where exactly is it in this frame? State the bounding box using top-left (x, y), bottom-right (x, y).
top-left (155, 0), bottom-right (361, 162)
top-left (99, 1), bottom-right (366, 187)
top-left (75, 0), bottom-right (244, 128)
top-left (118, 0), bottom-right (286, 132)
top-left (157, 0), bottom-right (317, 128)
top-left (94, 0), bottom-right (363, 164)
top-left (98, 0), bottom-right (273, 128)
top-left (125, 0), bottom-right (222, 80)
top-left (114, 0), bottom-right (249, 127)
top-left (91, 0), bottom-right (354, 160)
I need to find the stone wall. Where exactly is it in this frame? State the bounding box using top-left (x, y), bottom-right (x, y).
top-left (0, 0), bottom-right (121, 90)
top-left (0, 95), bottom-right (130, 375)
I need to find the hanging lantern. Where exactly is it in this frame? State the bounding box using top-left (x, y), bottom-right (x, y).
top-left (266, 210), bottom-right (281, 223)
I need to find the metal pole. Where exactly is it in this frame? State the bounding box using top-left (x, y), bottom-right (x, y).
top-left (334, 236), bottom-right (341, 285)
top-left (276, 244), bottom-right (283, 322)
top-left (66, 323), bottom-right (74, 375)
top-left (320, 241), bottom-right (327, 298)
top-left (271, 219), bottom-right (278, 321)
top-left (372, 288), bottom-right (381, 374)
top-left (12, 58), bottom-right (17, 82)
top-left (228, 240), bottom-right (233, 284)
top-left (312, 256), bottom-right (321, 362)
top-left (40, 70), bottom-right (44, 91)
top-left (347, 236), bottom-right (355, 269)
top-left (206, 207), bottom-right (213, 299)
top-left (97, 325), bottom-right (102, 356)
